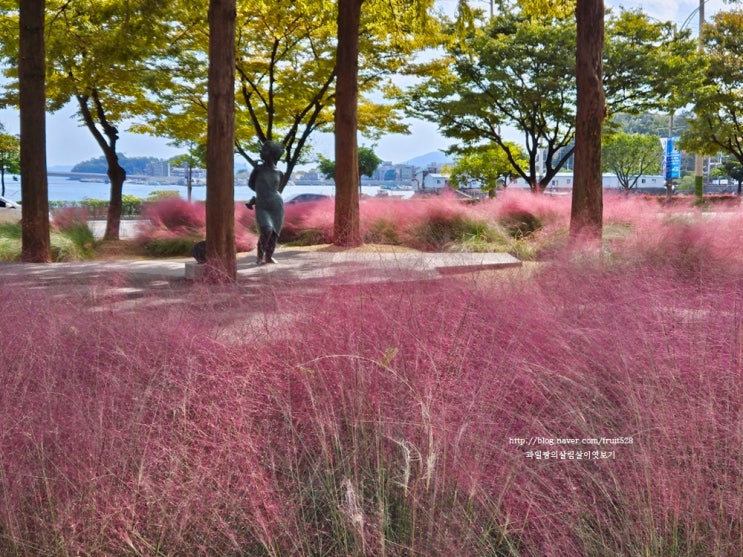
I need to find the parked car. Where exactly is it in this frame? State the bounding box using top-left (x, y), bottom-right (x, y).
top-left (0, 195), bottom-right (19, 209)
top-left (284, 193), bottom-right (331, 204)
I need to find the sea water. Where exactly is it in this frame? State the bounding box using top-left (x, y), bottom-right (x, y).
top-left (1, 175), bottom-right (408, 204)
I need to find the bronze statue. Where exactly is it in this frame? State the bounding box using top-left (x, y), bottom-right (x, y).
top-left (247, 141), bottom-right (285, 264)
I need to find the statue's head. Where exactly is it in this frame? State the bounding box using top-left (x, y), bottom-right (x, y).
top-left (260, 141), bottom-right (284, 164)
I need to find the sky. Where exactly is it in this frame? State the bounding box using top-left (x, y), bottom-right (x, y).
top-left (0, 0), bottom-right (730, 169)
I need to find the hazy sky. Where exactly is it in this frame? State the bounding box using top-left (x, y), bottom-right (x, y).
top-left (0, 0), bottom-right (729, 168)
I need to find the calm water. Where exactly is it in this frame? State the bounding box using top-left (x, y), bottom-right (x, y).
top-left (3, 176), bottom-right (405, 203)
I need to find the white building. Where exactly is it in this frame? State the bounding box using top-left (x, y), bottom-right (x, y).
top-left (508, 173), bottom-right (666, 193)
top-left (416, 172), bottom-right (449, 191)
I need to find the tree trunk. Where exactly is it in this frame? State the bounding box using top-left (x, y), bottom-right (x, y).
top-left (205, 0), bottom-right (237, 281)
top-left (333, 0), bottom-right (363, 247)
top-left (18, 0), bottom-right (50, 262)
top-left (104, 158), bottom-right (127, 241)
top-left (75, 93), bottom-right (128, 241)
top-left (569, 0), bottom-right (605, 244)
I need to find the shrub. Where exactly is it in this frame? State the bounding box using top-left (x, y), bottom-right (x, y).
top-left (142, 197), bottom-right (206, 231)
top-left (146, 190), bottom-right (182, 202)
top-left (121, 194), bottom-right (144, 217)
top-left (0, 220), bottom-right (96, 261)
top-left (55, 224), bottom-right (96, 260)
top-left (80, 197), bottom-right (109, 219)
top-left (144, 235), bottom-right (200, 257)
top-left (137, 198), bottom-right (257, 255)
top-left (51, 206), bottom-right (89, 231)
top-left (280, 198), bottom-right (335, 244)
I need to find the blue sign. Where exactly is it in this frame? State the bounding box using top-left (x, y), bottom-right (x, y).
top-left (662, 137), bottom-right (681, 180)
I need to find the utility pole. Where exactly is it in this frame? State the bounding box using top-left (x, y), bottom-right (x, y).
top-left (694, 0), bottom-right (705, 202)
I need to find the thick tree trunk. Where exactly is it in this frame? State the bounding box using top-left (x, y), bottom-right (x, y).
top-left (569, 0), bottom-right (605, 244)
top-left (19, 0), bottom-right (50, 262)
top-left (333, 0), bottom-right (363, 247)
top-left (205, 0), bottom-right (237, 281)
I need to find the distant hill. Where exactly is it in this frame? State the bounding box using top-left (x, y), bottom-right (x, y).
top-left (405, 151), bottom-right (453, 167)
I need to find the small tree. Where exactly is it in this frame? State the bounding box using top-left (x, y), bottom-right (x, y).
top-left (449, 143), bottom-right (527, 198)
top-left (170, 142), bottom-right (206, 202)
top-left (0, 126), bottom-right (20, 197)
top-left (681, 9), bottom-right (743, 190)
top-left (720, 160), bottom-right (743, 195)
top-left (317, 146), bottom-right (381, 181)
top-left (602, 131), bottom-right (662, 191)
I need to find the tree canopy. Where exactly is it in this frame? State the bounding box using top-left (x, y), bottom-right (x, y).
top-left (137, 0), bottom-right (436, 186)
top-left (0, 124), bottom-right (19, 197)
top-left (0, 0), bottom-right (175, 240)
top-left (403, 4), bottom-right (701, 192)
top-left (680, 9), bottom-right (743, 170)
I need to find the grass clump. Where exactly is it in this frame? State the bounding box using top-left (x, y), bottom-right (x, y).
top-left (137, 197), bottom-right (258, 255)
top-left (0, 219), bottom-right (97, 261)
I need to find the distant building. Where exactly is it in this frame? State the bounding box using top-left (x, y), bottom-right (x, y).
top-left (508, 173), bottom-right (666, 193)
top-left (417, 172), bottom-right (449, 191)
top-left (145, 160), bottom-right (169, 177)
top-left (373, 162), bottom-right (417, 182)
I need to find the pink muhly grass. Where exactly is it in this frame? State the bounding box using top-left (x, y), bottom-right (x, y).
top-left (142, 197), bottom-right (206, 231)
top-left (1, 228), bottom-right (742, 554)
top-left (491, 189), bottom-right (570, 226)
top-left (137, 198), bottom-right (257, 252)
top-left (50, 206), bottom-right (89, 232)
top-left (280, 197), bottom-right (335, 244)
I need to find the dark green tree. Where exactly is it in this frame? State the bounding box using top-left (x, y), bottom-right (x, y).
top-left (317, 146), bottom-right (382, 181)
top-left (680, 9), bottom-right (743, 189)
top-left (0, 125), bottom-right (20, 197)
top-left (720, 159), bottom-right (743, 195)
top-left (602, 131), bottom-right (663, 191)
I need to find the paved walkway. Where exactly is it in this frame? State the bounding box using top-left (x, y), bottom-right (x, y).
top-left (0, 247), bottom-right (520, 283)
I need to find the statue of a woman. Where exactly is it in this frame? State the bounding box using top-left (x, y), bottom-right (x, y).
top-left (247, 141), bottom-right (285, 264)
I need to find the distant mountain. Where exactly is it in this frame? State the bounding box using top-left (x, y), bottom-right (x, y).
top-left (405, 151), bottom-right (453, 167)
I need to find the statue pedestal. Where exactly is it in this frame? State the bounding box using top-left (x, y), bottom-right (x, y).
top-left (185, 261), bottom-right (206, 280)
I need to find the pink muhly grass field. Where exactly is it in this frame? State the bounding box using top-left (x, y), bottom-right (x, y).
top-left (2, 197), bottom-right (743, 554)
top-left (2, 219), bottom-right (743, 555)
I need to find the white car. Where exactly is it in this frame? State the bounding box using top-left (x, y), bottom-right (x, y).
top-left (0, 195), bottom-right (19, 209)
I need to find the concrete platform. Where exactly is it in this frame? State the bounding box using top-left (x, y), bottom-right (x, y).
top-left (185, 249), bottom-right (522, 283)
